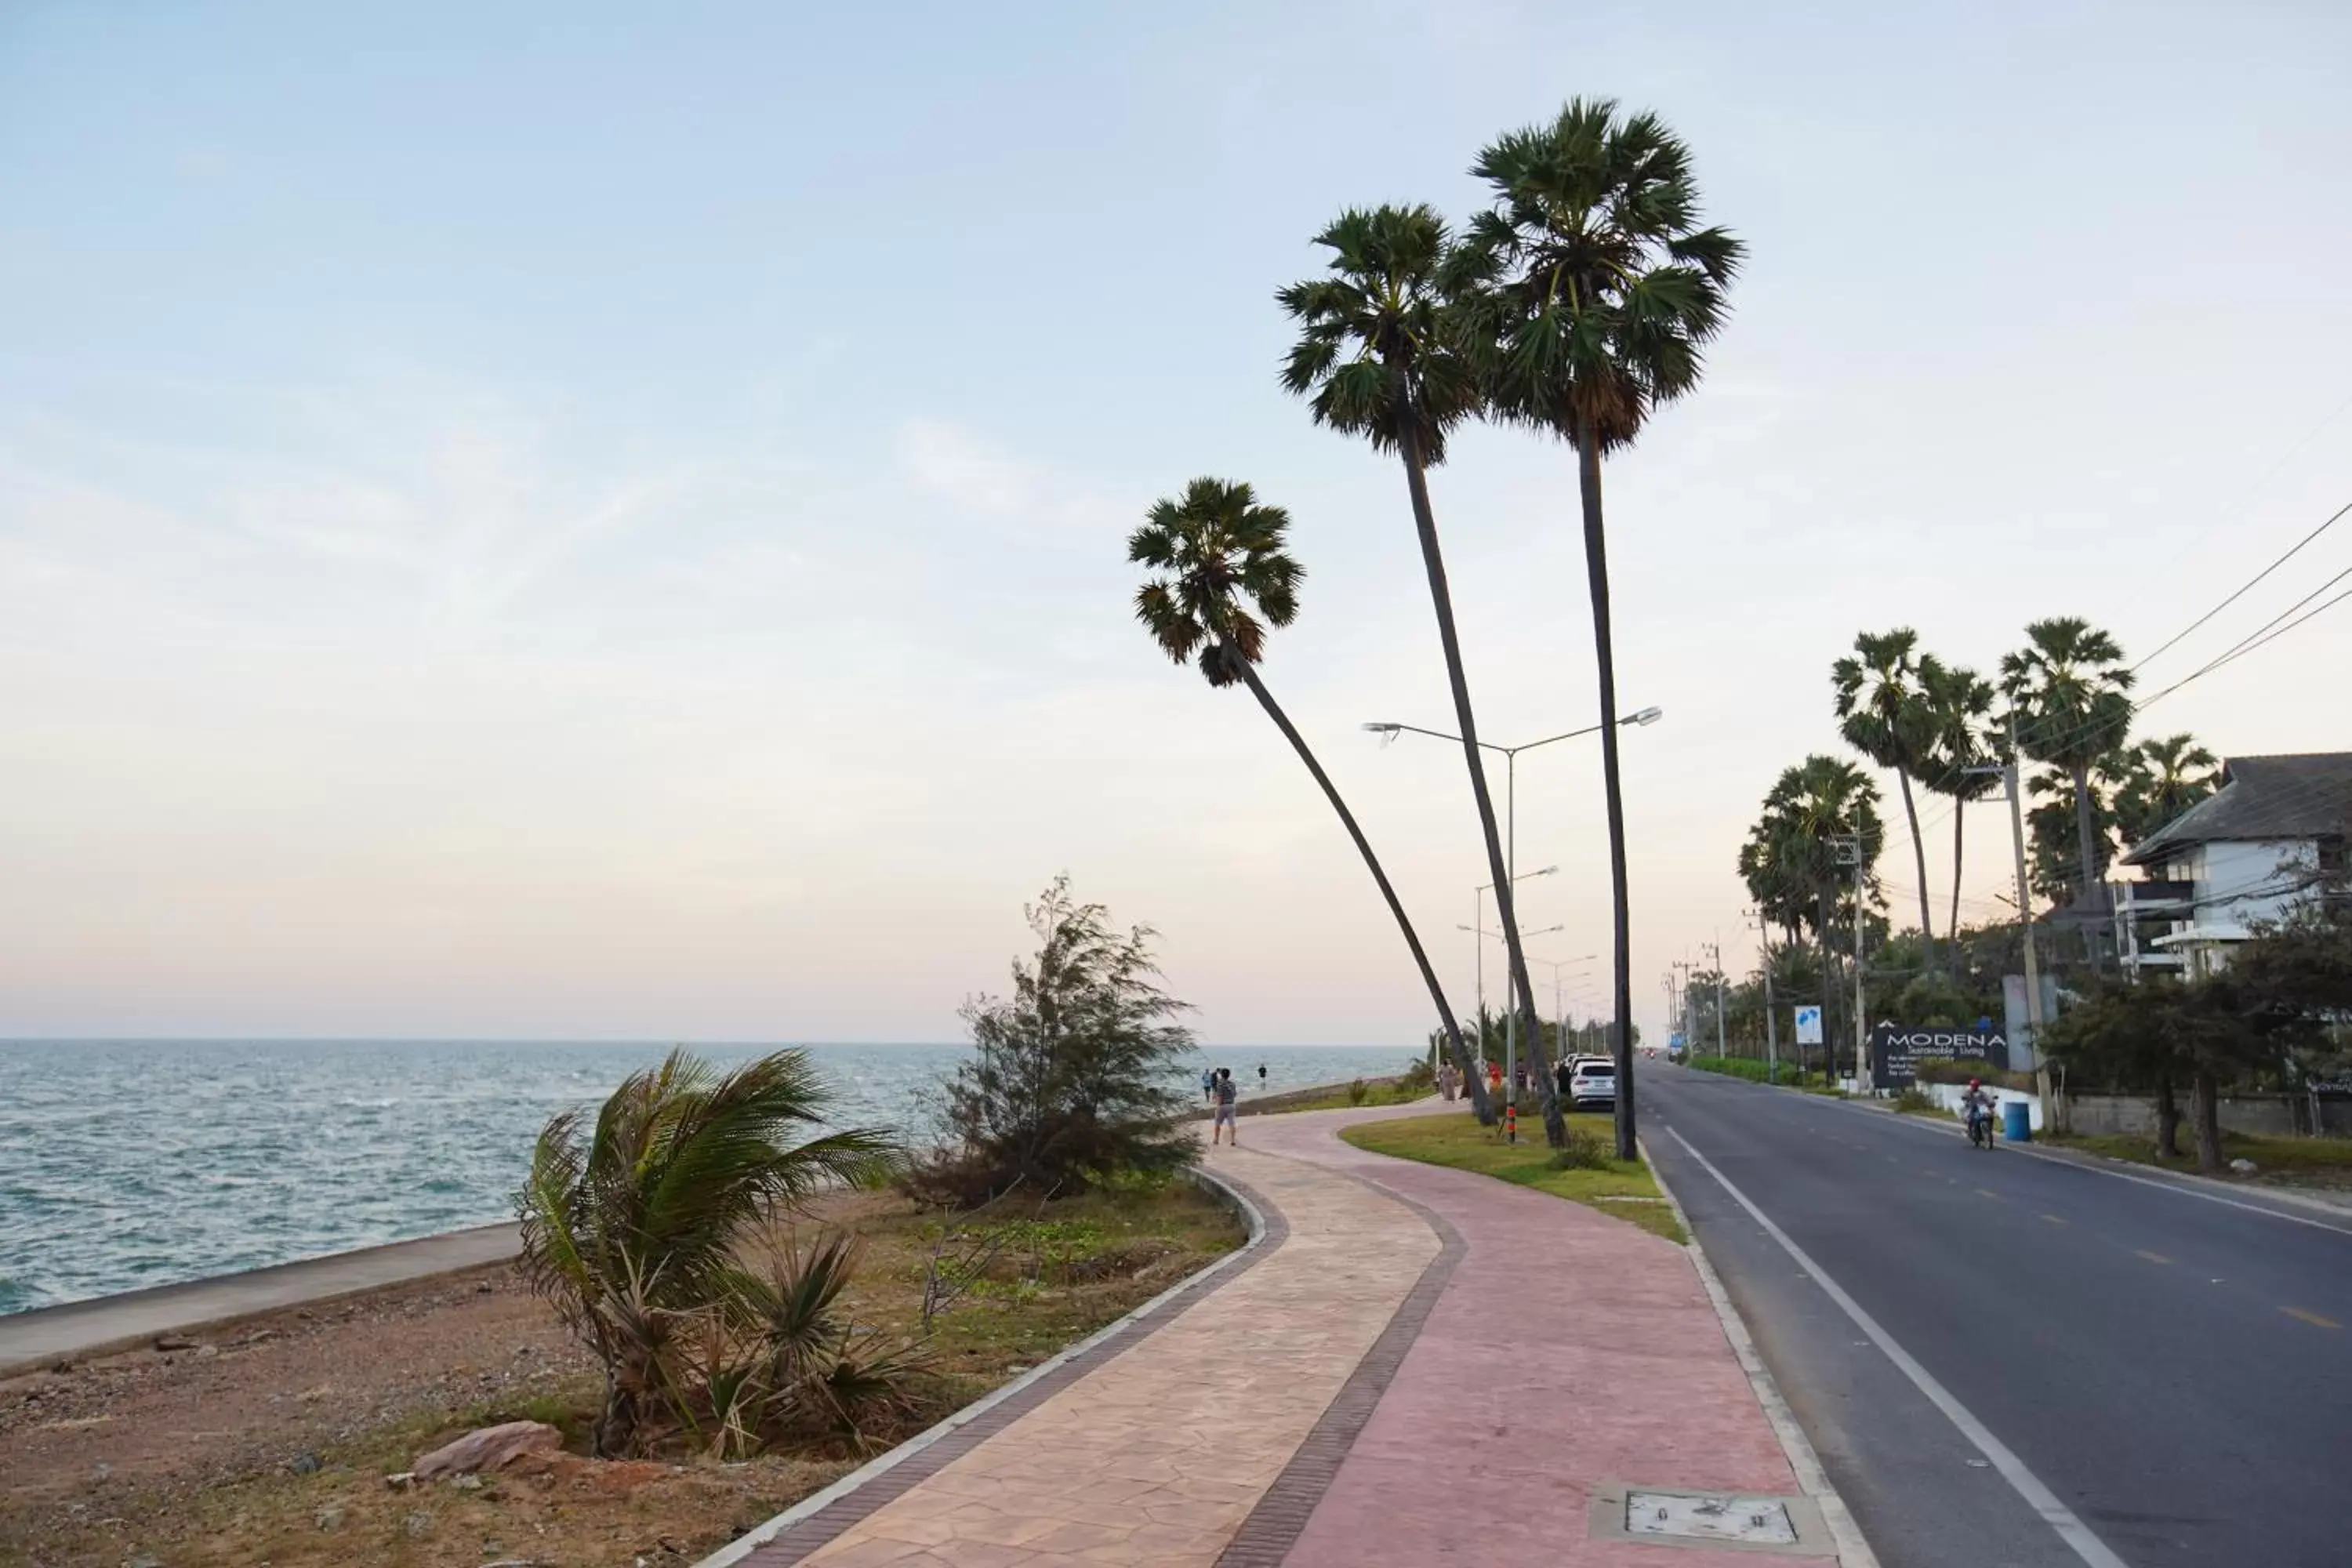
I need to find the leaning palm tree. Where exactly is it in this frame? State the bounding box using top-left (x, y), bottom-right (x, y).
top-left (1454, 99), bottom-right (1744, 1156)
top-left (1130, 476), bottom-right (1494, 1123)
top-left (1831, 630), bottom-right (1939, 950)
top-left (1999, 618), bottom-right (2136, 900)
top-left (517, 1049), bottom-right (898, 1457)
top-left (2114, 733), bottom-right (2220, 846)
top-left (1276, 206), bottom-right (1547, 1138)
top-left (1916, 655), bottom-right (1999, 952)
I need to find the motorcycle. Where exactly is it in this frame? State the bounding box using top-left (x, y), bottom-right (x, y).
top-left (1965, 1102), bottom-right (1998, 1150)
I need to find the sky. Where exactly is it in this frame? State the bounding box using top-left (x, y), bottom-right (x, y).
top-left (4, 1), bottom-right (2350, 1048)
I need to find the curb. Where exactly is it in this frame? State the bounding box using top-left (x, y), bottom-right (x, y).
top-left (693, 1165), bottom-right (1271, 1568)
top-left (1644, 1139), bottom-right (1882, 1568)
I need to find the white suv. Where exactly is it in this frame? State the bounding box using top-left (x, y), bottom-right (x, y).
top-left (1567, 1057), bottom-right (1617, 1109)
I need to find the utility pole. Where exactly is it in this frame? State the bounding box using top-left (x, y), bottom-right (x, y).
top-left (1710, 935), bottom-right (1728, 1062)
top-left (2003, 716), bottom-right (2051, 1125)
top-left (1746, 908), bottom-right (1779, 1083)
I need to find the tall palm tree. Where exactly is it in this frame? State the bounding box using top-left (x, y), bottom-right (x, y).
top-left (1129, 476), bottom-right (1494, 1123)
top-left (1454, 100), bottom-right (1744, 1157)
top-left (1277, 205), bottom-right (1551, 1141)
top-left (1916, 655), bottom-right (1998, 950)
top-left (1743, 757), bottom-right (1882, 1076)
top-left (2114, 733), bottom-right (2220, 846)
top-left (1999, 618), bottom-right (2136, 900)
top-left (517, 1050), bottom-right (898, 1457)
top-left (1831, 629), bottom-right (1937, 949)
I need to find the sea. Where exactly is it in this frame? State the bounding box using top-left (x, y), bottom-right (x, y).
top-left (0, 1040), bottom-right (1414, 1316)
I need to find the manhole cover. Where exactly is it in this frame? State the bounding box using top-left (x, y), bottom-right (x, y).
top-left (1628, 1491), bottom-right (1797, 1545)
top-left (1587, 1482), bottom-right (1835, 1556)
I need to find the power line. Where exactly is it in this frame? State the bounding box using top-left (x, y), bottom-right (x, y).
top-left (2130, 498), bottom-right (2352, 673)
top-left (2144, 568), bottom-right (2352, 703)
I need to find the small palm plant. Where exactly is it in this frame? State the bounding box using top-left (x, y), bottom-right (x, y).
top-left (1130, 476), bottom-right (1494, 1123)
top-left (2000, 617), bottom-right (2136, 899)
top-left (1454, 98), bottom-right (1744, 1157)
top-left (517, 1048), bottom-right (900, 1457)
top-left (1277, 205), bottom-right (1537, 1137)
top-left (1831, 629), bottom-right (1940, 950)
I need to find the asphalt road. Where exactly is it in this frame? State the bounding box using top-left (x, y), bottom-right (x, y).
top-left (1642, 1065), bottom-right (2352, 1568)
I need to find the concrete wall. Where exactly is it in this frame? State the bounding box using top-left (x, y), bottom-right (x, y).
top-left (2064, 1091), bottom-right (2310, 1138)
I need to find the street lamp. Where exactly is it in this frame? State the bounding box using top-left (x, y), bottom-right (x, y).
top-left (1365, 708), bottom-right (1662, 1119)
top-left (1535, 953), bottom-right (1599, 1059)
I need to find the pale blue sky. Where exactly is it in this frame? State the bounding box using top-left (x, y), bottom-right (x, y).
top-left (5, 2), bottom-right (2349, 1044)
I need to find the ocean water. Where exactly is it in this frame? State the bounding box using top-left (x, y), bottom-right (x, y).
top-left (0, 1040), bottom-right (1414, 1316)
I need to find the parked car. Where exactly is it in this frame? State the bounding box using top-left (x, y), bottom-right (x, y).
top-left (1567, 1058), bottom-right (1617, 1109)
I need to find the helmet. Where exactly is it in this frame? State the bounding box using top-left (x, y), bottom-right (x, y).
top-left (1967, 1077), bottom-right (1981, 1089)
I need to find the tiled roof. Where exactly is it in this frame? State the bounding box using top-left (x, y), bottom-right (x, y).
top-left (2120, 753), bottom-right (2352, 866)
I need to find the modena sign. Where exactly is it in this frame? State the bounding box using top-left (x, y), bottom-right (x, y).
top-left (1868, 1025), bottom-right (2009, 1088)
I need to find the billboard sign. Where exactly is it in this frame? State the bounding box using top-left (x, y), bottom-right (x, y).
top-left (1869, 1025), bottom-right (2009, 1089)
top-left (1793, 1005), bottom-right (1823, 1046)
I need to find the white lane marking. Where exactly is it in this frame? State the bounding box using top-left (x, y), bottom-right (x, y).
top-left (1668, 1130), bottom-right (2132, 1568)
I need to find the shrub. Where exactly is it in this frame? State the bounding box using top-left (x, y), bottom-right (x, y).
top-left (1548, 1126), bottom-right (1610, 1170)
top-left (515, 1049), bottom-right (904, 1457)
top-left (911, 877), bottom-right (1196, 1207)
top-left (1346, 1077), bottom-right (1372, 1106)
top-left (1914, 1058), bottom-right (2035, 1091)
top-left (1894, 1087), bottom-right (1938, 1115)
top-left (1398, 1058), bottom-right (1436, 1096)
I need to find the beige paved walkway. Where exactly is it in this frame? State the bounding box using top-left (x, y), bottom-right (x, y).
top-left (785, 1144), bottom-right (1436, 1567)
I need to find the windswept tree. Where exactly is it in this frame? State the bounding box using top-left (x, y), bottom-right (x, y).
top-left (1917, 655), bottom-right (1999, 948)
top-left (1129, 477), bottom-right (1493, 1123)
top-left (2001, 618), bottom-right (2135, 900)
top-left (1832, 629), bottom-right (1938, 949)
top-left (1454, 98), bottom-right (1744, 1157)
top-left (1277, 206), bottom-right (1546, 1139)
top-left (2114, 733), bottom-right (2220, 846)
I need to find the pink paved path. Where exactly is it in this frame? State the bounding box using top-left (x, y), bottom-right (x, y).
top-left (1244, 1103), bottom-right (1820, 1566)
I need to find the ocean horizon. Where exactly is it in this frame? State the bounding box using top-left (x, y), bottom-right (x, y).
top-left (0, 1038), bottom-right (1417, 1316)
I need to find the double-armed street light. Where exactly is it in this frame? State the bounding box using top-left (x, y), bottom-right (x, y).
top-left (1363, 707), bottom-right (1664, 1116)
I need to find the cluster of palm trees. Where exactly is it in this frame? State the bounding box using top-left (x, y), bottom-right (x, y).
top-left (1739, 616), bottom-right (2221, 1055)
top-left (1128, 100), bottom-right (1743, 1157)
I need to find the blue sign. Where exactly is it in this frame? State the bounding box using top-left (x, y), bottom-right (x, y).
top-left (1793, 1005), bottom-right (1824, 1045)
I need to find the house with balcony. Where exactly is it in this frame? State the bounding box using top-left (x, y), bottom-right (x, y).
top-left (2114, 752), bottom-right (2352, 979)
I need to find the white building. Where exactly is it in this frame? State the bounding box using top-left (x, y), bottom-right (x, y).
top-left (2114, 753), bottom-right (2351, 979)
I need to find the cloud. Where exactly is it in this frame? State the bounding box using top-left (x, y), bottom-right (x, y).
top-left (894, 418), bottom-right (1129, 543)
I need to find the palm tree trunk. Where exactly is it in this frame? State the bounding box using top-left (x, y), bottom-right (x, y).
top-left (2190, 1069), bottom-right (2223, 1174)
top-left (1225, 646), bottom-right (1494, 1124)
top-left (1897, 768), bottom-right (1933, 952)
top-left (2071, 763), bottom-right (2099, 898)
top-left (1572, 416), bottom-right (1637, 1159)
top-left (1396, 429), bottom-right (1562, 1146)
top-left (1947, 799), bottom-right (1967, 975)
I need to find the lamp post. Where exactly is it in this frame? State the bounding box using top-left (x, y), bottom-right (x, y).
top-left (1458, 922), bottom-right (1564, 1119)
top-left (1538, 954), bottom-right (1599, 1065)
top-left (1366, 707), bottom-right (1662, 1129)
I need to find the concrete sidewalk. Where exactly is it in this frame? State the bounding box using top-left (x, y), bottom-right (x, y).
top-left (0, 1224), bottom-right (518, 1376)
top-left (708, 1102), bottom-right (1860, 1566)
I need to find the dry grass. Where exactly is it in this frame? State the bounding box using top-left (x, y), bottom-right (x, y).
top-left (0, 1181), bottom-right (1241, 1568)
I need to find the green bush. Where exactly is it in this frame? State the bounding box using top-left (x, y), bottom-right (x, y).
top-left (1914, 1058), bottom-right (2035, 1091)
top-left (1548, 1126), bottom-right (1610, 1171)
top-left (1894, 1087), bottom-right (1938, 1115)
top-left (1346, 1077), bottom-right (1372, 1106)
top-left (1397, 1058), bottom-right (1436, 1095)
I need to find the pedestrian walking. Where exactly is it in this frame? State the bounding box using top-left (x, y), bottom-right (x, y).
top-left (1210, 1067), bottom-right (1240, 1146)
top-left (1201, 1067), bottom-right (1217, 1106)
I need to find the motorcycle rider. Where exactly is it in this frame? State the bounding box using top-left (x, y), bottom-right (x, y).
top-left (1960, 1076), bottom-right (1998, 1142)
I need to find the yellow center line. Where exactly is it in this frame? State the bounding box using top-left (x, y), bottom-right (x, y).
top-left (2136, 1250), bottom-right (2172, 1265)
top-left (2282, 1307), bottom-right (2342, 1330)
top-left (2040, 1214), bottom-right (2067, 1225)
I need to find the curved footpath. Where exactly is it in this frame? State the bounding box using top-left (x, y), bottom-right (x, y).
top-left (708, 1101), bottom-right (1867, 1567)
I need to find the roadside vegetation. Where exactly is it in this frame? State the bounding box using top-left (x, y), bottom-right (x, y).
top-left (1682, 1054), bottom-right (1843, 1094)
top-left (2040, 1127), bottom-right (2352, 1192)
top-left (1340, 1110), bottom-right (1686, 1245)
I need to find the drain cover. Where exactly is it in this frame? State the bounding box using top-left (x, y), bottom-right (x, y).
top-left (1587, 1482), bottom-right (1835, 1556)
top-left (1628, 1491), bottom-right (1797, 1545)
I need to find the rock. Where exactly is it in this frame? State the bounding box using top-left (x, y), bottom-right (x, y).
top-left (315, 1504), bottom-right (346, 1531)
top-left (413, 1421), bottom-right (564, 1481)
top-left (289, 1451), bottom-right (322, 1475)
top-left (89, 1462), bottom-right (112, 1483)
top-left (475, 1280), bottom-right (496, 1294)
top-left (2230, 1157), bottom-right (2258, 1174)
top-left (385, 1472), bottom-right (417, 1490)
top-left (403, 1510), bottom-right (435, 1539)
top-left (454, 1474), bottom-right (483, 1492)
top-left (193, 1345), bottom-right (220, 1360)
top-left (126, 1556), bottom-right (162, 1568)
top-left (154, 1334), bottom-right (198, 1352)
